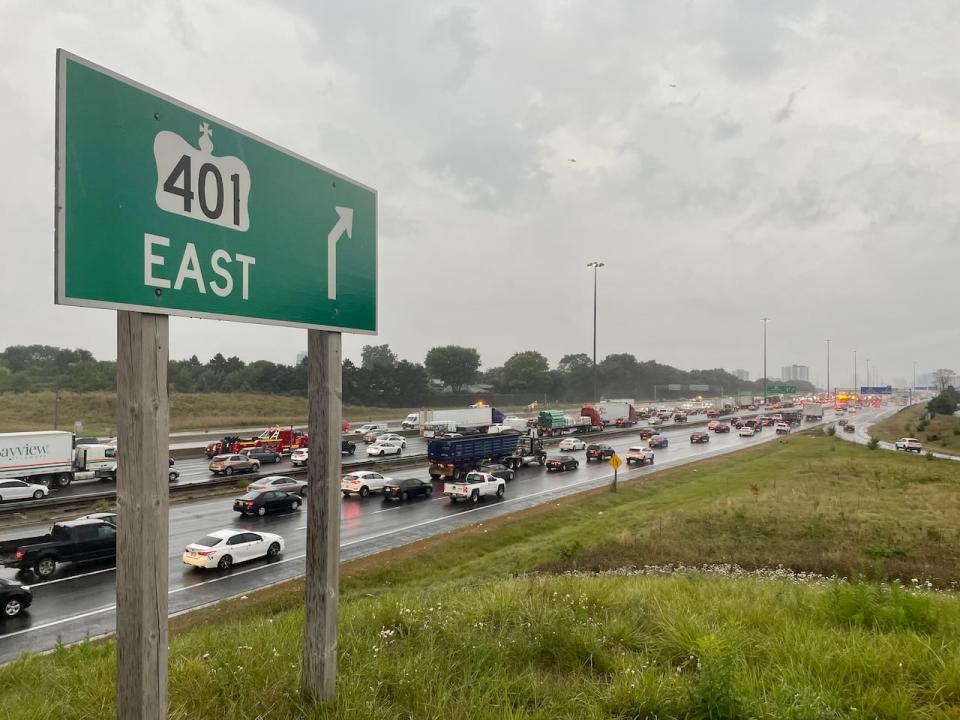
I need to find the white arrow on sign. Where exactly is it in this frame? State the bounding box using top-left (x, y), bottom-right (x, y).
top-left (327, 206), bottom-right (354, 300)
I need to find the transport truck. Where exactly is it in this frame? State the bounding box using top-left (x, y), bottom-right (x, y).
top-left (0, 431), bottom-right (117, 488)
top-left (421, 406), bottom-right (505, 438)
top-left (591, 401), bottom-right (640, 427)
top-left (427, 431), bottom-right (545, 479)
top-left (536, 407), bottom-right (604, 437)
top-left (802, 404), bottom-right (824, 422)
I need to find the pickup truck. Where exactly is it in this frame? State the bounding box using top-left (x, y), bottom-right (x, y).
top-left (0, 519), bottom-right (117, 579)
top-left (443, 471), bottom-right (505, 504)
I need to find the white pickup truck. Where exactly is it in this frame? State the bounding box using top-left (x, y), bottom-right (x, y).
top-left (625, 446), bottom-right (654, 466)
top-left (443, 471), bottom-right (505, 504)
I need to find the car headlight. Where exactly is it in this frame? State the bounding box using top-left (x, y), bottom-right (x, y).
top-left (20, 585), bottom-right (30, 592)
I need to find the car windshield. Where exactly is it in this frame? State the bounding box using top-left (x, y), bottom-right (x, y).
top-left (465, 473), bottom-right (483, 482)
top-left (628, 447), bottom-right (643, 452)
top-left (213, 454), bottom-right (230, 461)
top-left (343, 475), bottom-right (360, 482)
top-left (240, 491), bottom-right (262, 500)
top-left (194, 535), bottom-right (223, 547)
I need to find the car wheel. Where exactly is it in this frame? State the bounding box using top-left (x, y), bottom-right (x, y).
top-left (426, 485), bottom-right (434, 495)
top-left (169, 471), bottom-right (178, 482)
top-left (218, 555), bottom-right (233, 570)
top-left (257, 506), bottom-right (267, 517)
top-left (291, 500), bottom-right (301, 511)
top-left (360, 486), bottom-right (370, 497)
top-left (267, 542), bottom-right (281, 557)
top-left (470, 490), bottom-right (480, 504)
top-left (225, 467), bottom-right (234, 476)
top-left (300, 487), bottom-right (307, 496)
top-left (251, 464), bottom-right (260, 473)
top-left (574, 462), bottom-right (579, 469)
top-left (496, 485), bottom-right (505, 498)
top-left (380, 450), bottom-right (385, 457)
top-left (32, 490), bottom-right (43, 499)
top-left (4, 598), bottom-right (23, 617)
top-left (342, 491), bottom-right (350, 498)
top-left (35, 557), bottom-right (56, 579)
top-left (401, 491), bottom-right (409, 501)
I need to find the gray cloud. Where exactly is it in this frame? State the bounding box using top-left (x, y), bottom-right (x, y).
top-left (0, 0), bottom-right (956, 386)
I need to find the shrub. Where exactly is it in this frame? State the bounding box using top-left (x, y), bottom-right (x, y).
top-left (926, 433), bottom-right (939, 442)
top-left (820, 580), bottom-right (938, 633)
top-left (926, 452), bottom-right (936, 461)
top-left (826, 426), bottom-right (836, 436)
top-left (867, 437), bottom-right (880, 450)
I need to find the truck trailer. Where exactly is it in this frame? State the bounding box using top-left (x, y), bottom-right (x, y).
top-left (0, 431), bottom-right (117, 488)
top-left (802, 404), bottom-right (824, 421)
top-left (427, 431), bottom-right (545, 479)
top-left (536, 407), bottom-right (603, 437)
top-left (421, 406), bottom-right (505, 438)
top-left (591, 401), bottom-right (640, 427)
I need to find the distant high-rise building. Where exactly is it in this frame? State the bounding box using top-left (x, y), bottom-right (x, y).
top-left (296, 351), bottom-right (307, 365)
top-left (781, 364), bottom-right (809, 382)
top-left (733, 369), bottom-right (750, 381)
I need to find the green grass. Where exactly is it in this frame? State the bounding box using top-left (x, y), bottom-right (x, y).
top-left (4, 435), bottom-right (960, 718)
top-left (871, 404), bottom-right (960, 457)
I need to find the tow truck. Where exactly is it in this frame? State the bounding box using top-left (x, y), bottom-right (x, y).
top-left (205, 426), bottom-right (308, 457)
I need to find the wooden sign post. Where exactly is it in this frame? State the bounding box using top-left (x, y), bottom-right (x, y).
top-left (115, 311), bottom-right (170, 719)
top-left (56, 51), bottom-right (375, 717)
top-left (303, 330), bottom-right (343, 699)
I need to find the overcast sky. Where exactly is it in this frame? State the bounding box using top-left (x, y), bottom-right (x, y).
top-left (1, 1), bottom-right (956, 388)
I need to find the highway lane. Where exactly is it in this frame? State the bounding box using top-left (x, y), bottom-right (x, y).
top-left (0, 408), bottom-right (856, 662)
top-left (28, 417), bottom-right (700, 500)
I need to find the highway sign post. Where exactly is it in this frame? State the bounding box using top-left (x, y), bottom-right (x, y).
top-left (56, 50), bottom-right (376, 717)
top-left (860, 386), bottom-right (893, 394)
top-left (609, 453), bottom-right (622, 492)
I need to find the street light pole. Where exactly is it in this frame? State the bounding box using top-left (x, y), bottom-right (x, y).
top-left (853, 349), bottom-right (857, 397)
top-left (912, 361), bottom-right (917, 405)
top-left (587, 261), bottom-right (605, 404)
top-left (761, 317), bottom-right (769, 404)
top-left (826, 339), bottom-right (831, 398)
top-left (865, 358), bottom-right (870, 392)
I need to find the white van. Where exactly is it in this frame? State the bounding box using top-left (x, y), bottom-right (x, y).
top-left (401, 413), bottom-right (419, 429)
top-left (353, 423), bottom-right (389, 436)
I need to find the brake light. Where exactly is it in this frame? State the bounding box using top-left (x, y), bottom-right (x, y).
top-left (246, 501), bottom-right (254, 507)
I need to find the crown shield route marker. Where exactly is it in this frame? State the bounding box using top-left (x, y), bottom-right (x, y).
top-left (153, 121), bottom-right (251, 231)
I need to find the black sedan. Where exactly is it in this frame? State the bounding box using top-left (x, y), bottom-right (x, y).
top-left (1, 578), bottom-right (32, 618)
top-left (382, 478), bottom-right (434, 501)
top-left (233, 489), bottom-right (301, 517)
top-left (242, 447), bottom-right (283, 464)
top-left (480, 463), bottom-right (516, 482)
top-left (690, 432), bottom-right (710, 444)
top-left (546, 455), bottom-right (579, 472)
top-left (649, 435), bottom-right (669, 449)
top-left (586, 443), bottom-right (615, 461)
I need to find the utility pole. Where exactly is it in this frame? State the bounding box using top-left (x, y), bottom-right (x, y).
top-left (587, 261), bottom-right (604, 404)
top-left (761, 317), bottom-right (769, 404)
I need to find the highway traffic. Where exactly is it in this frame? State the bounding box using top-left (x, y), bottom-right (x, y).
top-left (0, 404), bottom-right (878, 663)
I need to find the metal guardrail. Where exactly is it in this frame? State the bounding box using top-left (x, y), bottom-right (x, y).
top-left (0, 412), bottom-right (761, 518)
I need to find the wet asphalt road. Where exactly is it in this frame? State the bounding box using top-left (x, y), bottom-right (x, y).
top-left (0, 408), bottom-right (869, 662)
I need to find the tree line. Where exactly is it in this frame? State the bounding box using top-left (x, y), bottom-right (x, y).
top-left (0, 344), bottom-right (802, 407)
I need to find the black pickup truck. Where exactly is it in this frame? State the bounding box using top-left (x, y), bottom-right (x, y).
top-left (0, 519), bottom-right (117, 579)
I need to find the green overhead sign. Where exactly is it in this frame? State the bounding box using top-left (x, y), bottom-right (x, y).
top-left (55, 50), bottom-right (377, 333)
top-left (766, 385), bottom-right (797, 394)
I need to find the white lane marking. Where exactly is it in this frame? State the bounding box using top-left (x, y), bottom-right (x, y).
top-left (2, 553), bottom-right (308, 640)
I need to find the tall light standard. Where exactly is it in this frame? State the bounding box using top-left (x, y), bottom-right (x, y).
top-left (853, 349), bottom-right (857, 397)
top-left (587, 261), bottom-right (605, 403)
top-left (865, 358), bottom-right (870, 392)
top-left (825, 339), bottom-right (831, 398)
top-left (761, 317), bottom-right (769, 403)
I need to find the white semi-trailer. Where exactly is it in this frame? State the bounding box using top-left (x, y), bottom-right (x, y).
top-left (0, 431), bottom-right (117, 488)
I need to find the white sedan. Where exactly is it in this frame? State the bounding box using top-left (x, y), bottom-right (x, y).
top-left (374, 433), bottom-right (407, 448)
top-left (738, 426), bottom-right (755, 437)
top-left (648, 417), bottom-right (663, 426)
top-left (182, 529), bottom-right (284, 570)
top-left (246, 475), bottom-right (307, 496)
top-left (558, 437), bottom-right (586, 451)
top-left (367, 440), bottom-right (403, 457)
top-left (0, 479), bottom-right (50, 502)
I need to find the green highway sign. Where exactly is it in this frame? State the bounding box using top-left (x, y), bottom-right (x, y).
top-left (766, 385), bottom-right (797, 394)
top-left (55, 51), bottom-right (377, 333)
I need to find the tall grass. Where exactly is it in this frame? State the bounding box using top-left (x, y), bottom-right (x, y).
top-left (3, 573), bottom-right (960, 719)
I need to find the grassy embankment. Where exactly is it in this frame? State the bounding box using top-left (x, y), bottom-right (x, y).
top-left (4, 435), bottom-right (960, 718)
top-left (871, 403), bottom-right (960, 457)
top-left (0, 392), bottom-right (564, 436)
